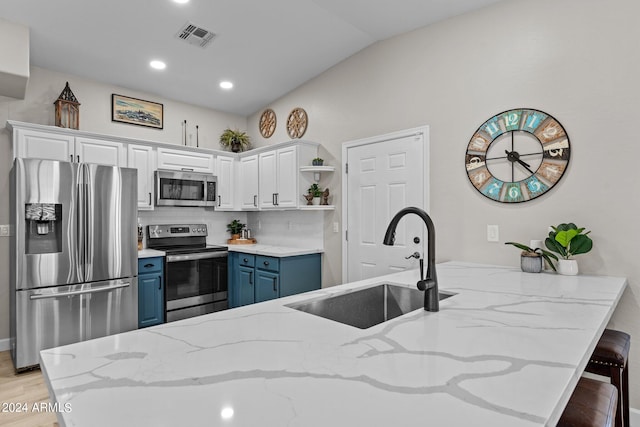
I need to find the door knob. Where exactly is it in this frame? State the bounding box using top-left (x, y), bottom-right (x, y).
top-left (405, 252), bottom-right (421, 260)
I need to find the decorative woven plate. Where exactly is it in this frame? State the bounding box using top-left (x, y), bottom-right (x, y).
top-left (259, 108), bottom-right (276, 138)
top-left (286, 107), bottom-right (308, 139)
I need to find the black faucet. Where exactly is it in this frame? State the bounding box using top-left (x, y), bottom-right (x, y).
top-left (383, 207), bottom-right (439, 312)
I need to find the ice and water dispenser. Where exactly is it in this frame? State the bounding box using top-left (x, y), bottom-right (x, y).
top-left (24, 203), bottom-right (62, 254)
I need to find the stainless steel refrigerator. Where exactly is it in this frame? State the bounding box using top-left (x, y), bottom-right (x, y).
top-left (10, 158), bottom-right (138, 371)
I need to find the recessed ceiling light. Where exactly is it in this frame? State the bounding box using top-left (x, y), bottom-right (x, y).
top-left (150, 60), bottom-right (166, 70)
top-left (173, 0), bottom-right (189, 4)
top-left (220, 81), bottom-right (233, 90)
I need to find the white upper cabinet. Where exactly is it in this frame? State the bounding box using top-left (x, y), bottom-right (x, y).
top-left (216, 155), bottom-right (236, 210)
top-left (258, 150), bottom-right (278, 208)
top-left (13, 128), bottom-right (74, 162)
top-left (239, 155), bottom-right (259, 210)
top-left (75, 137), bottom-right (126, 166)
top-left (274, 146), bottom-right (298, 208)
top-left (8, 121), bottom-right (323, 212)
top-left (258, 144), bottom-right (317, 209)
top-left (13, 127), bottom-right (126, 167)
top-left (128, 144), bottom-right (155, 210)
top-left (157, 147), bottom-right (214, 173)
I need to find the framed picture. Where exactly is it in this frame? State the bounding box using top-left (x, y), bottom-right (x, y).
top-left (111, 94), bottom-right (163, 129)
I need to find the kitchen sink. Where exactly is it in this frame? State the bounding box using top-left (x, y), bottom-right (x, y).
top-left (286, 283), bottom-right (456, 329)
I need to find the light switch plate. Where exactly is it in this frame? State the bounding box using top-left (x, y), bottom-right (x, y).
top-left (0, 225), bottom-right (10, 237)
top-left (487, 225), bottom-right (499, 242)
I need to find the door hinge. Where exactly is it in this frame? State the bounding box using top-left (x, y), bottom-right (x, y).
top-left (345, 163), bottom-right (348, 174)
top-left (345, 230), bottom-right (348, 241)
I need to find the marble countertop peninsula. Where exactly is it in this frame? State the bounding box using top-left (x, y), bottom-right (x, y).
top-left (40, 262), bottom-right (627, 427)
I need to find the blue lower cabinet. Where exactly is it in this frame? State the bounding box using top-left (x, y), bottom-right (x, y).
top-left (255, 269), bottom-right (279, 303)
top-left (138, 257), bottom-right (164, 328)
top-left (229, 252), bottom-right (320, 308)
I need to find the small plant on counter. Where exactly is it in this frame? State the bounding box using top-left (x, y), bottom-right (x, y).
top-left (545, 223), bottom-right (593, 259)
top-left (307, 183), bottom-right (323, 197)
top-left (505, 241), bottom-right (558, 272)
top-left (312, 157), bottom-right (324, 166)
top-left (226, 219), bottom-right (246, 237)
top-left (219, 128), bottom-right (251, 153)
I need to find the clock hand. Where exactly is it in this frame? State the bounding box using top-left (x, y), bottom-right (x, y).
top-left (485, 151), bottom-right (542, 161)
top-left (505, 150), bottom-right (536, 175)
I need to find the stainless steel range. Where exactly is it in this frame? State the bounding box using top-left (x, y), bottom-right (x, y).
top-left (147, 224), bottom-right (228, 322)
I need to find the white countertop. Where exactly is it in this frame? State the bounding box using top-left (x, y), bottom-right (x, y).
top-left (227, 243), bottom-right (323, 257)
top-left (40, 262), bottom-right (626, 427)
top-left (137, 248), bottom-right (166, 258)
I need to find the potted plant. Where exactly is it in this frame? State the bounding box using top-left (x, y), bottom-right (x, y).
top-left (505, 242), bottom-right (558, 273)
top-left (312, 157), bottom-right (324, 166)
top-left (544, 223), bottom-right (593, 275)
top-left (219, 128), bottom-right (251, 153)
top-left (226, 219), bottom-right (246, 240)
top-left (307, 183), bottom-right (323, 205)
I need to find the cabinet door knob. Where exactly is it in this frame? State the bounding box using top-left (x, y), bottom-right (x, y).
top-left (249, 271), bottom-right (253, 285)
top-left (158, 276), bottom-right (162, 289)
top-left (144, 263), bottom-right (154, 268)
top-left (243, 258), bottom-right (248, 263)
top-left (264, 261), bottom-right (269, 266)
top-left (148, 192), bottom-right (152, 205)
top-left (272, 277), bottom-right (277, 292)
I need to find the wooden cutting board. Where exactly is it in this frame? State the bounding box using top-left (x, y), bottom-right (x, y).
top-left (227, 238), bottom-right (257, 245)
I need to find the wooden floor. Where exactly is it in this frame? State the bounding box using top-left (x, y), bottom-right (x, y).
top-left (0, 351), bottom-right (58, 427)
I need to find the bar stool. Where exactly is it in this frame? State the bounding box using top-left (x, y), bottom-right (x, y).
top-left (558, 377), bottom-right (617, 427)
top-left (584, 329), bottom-right (630, 427)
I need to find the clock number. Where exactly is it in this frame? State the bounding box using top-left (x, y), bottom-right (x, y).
top-left (485, 121), bottom-right (500, 137)
top-left (525, 114), bottom-right (541, 130)
top-left (548, 148), bottom-right (563, 157)
top-left (508, 186), bottom-right (520, 198)
top-left (503, 111), bottom-right (522, 131)
top-left (475, 172), bottom-right (486, 184)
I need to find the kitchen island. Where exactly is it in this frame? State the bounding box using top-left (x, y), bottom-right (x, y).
top-left (40, 262), bottom-right (626, 426)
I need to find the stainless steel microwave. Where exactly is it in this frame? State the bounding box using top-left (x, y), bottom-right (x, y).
top-left (155, 170), bottom-right (217, 207)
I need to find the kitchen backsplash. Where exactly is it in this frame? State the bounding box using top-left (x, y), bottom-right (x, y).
top-left (246, 210), bottom-right (323, 249)
top-left (138, 208), bottom-right (323, 250)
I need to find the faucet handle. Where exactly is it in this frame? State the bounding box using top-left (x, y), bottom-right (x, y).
top-left (405, 251), bottom-right (421, 259)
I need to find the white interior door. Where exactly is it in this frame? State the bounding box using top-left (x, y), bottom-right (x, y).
top-left (343, 128), bottom-right (428, 282)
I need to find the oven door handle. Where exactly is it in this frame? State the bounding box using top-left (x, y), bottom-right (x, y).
top-left (166, 251), bottom-right (228, 262)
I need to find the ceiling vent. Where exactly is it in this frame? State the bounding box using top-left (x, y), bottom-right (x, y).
top-left (176, 22), bottom-right (215, 48)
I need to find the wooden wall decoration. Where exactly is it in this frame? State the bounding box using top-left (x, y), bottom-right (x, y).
top-left (259, 108), bottom-right (276, 138)
top-left (286, 107), bottom-right (308, 139)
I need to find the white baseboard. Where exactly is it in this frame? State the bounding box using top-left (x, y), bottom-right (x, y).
top-left (0, 338), bottom-right (10, 352)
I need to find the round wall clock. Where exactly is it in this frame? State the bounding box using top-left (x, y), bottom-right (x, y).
top-left (286, 107), bottom-right (308, 139)
top-left (259, 108), bottom-right (276, 138)
top-left (465, 108), bottom-right (570, 203)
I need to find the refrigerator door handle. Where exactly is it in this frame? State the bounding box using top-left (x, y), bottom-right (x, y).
top-left (29, 281), bottom-right (131, 300)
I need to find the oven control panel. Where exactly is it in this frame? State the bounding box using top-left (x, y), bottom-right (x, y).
top-left (148, 224), bottom-right (208, 239)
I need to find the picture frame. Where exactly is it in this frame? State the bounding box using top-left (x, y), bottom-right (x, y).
top-left (111, 94), bottom-right (163, 129)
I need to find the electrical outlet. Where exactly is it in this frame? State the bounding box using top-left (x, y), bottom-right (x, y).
top-left (0, 225), bottom-right (10, 237)
top-left (333, 222), bottom-right (340, 233)
top-left (487, 225), bottom-right (499, 242)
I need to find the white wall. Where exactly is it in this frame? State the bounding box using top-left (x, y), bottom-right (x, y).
top-left (247, 0), bottom-right (640, 407)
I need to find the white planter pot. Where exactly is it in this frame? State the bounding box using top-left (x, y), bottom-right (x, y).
top-left (312, 196), bottom-right (321, 205)
top-left (557, 259), bottom-right (579, 276)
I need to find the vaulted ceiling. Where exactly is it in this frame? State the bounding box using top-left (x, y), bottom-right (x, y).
top-left (1, 0), bottom-right (505, 116)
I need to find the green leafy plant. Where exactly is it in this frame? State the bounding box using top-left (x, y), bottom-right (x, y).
top-left (545, 223), bottom-right (593, 260)
top-left (219, 128), bottom-right (251, 152)
top-left (312, 157), bottom-right (324, 166)
top-left (307, 183), bottom-right (323, 197)
top-left (504, 242), bottom-right (558, 271)
top-left (226, 219), bottom-right (246, 235)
